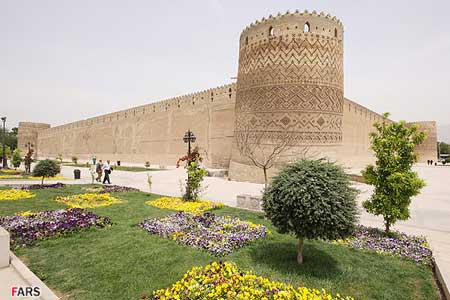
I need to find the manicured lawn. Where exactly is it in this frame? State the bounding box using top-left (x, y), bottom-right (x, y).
top-left (0, 185), bottom-right (440, 300)
top-left (63, 163), bottom-right (161, 172)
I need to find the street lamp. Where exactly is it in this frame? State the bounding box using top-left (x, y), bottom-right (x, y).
top-left (1, 117), bottom-right (6, 168)
top-left (183, 129), bottom-right (196, 155)
top-left (182, 129), bottom-right (196, 200)
top-left (25, 142), bottom-right (34, 153)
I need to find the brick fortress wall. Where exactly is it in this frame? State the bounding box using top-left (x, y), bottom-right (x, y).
top-left (18, 10), bottom-right (437, 182)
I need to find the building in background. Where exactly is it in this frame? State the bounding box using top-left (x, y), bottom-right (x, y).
top-left (18, 10), bottom-right (437, 182)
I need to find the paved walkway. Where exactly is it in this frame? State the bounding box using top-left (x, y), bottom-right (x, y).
top-left (1, 164), bottom-right (449, 297)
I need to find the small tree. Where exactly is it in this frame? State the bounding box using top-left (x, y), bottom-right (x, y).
top-left (12, 149), bottom-right (22, 169)
top-left (362, 113), bottom-right (426, 233)
top-left (32, 159), bottom-right (61, 185)
top-left (177, 147), bottom-right (208, 201)
top-left (235, 125), bottom-right (309, 187)
top-left (0, 146), bottom-right (12, 160)
top-left (263, 159), bottom-right (358, 264)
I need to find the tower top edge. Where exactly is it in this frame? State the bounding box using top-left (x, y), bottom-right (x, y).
top-left (241, 10), bottom-right (343, 36)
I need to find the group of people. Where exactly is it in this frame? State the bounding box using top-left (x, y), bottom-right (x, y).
top-left (426, 159), bottom-right (435, 166)
top-left (92, 157), bottom-right (113, 184)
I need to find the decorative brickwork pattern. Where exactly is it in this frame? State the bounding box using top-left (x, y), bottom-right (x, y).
top-left (234, 12), bottom-right (344, 146)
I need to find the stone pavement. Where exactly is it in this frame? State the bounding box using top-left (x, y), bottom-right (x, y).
top-left (1, 164), bottom-right (449, 297)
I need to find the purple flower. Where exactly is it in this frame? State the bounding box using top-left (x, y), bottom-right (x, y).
top-left (138, 212), bottom-right (267, 256)
top-left (342, 225), bottom-right (433, 266)
top-left (0, 209), bottom-right (112, 247)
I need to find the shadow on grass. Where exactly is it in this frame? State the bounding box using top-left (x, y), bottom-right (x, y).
top-left (249, 240), bottom-right (340, 280)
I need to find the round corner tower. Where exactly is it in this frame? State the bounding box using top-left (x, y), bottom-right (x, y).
top-left (229, 10), bottom-right (345, 181)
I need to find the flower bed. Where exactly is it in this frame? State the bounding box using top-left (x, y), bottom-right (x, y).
top-left (56, 193), bottom-right (123, 208)
top-left (139, 212), bottom-right (267, 256)
top-left (84, 185), bottom-right (139, 193)
top-left (14, 182), bottom-right (66, 190)
top-left (150, 261), bottom-right (354, 300)
top-left (0, 169), bottom-right (22, 174)
top-left (0, 189), bottom-right (35, 201)
top-left (28, 175), bottom-right (68, 180)
top-left (334, 225), bottom-right (433, 266)
top-left (0, 208), bottom-right (112, 246)
top-left (0, 175), bottom-right (68, 180)
top-left (0, 174), bottom-right (23, 179)
top-left (147, 197), bottom-right (223, 215)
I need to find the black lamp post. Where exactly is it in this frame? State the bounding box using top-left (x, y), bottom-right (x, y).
top-left (183, 129), bottom-right (196, 155)
top-left (183, 130), bottom-right (196, 200)
top-left (1, 117), bottom-right (6, 168)
top-left (25, 142), bottom-right (34, 153)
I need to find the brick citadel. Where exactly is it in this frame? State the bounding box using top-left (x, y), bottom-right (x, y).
top-left (18, 10), bottom-right (437, 182)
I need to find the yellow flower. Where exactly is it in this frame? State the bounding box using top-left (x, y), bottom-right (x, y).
top-left (146, 197), bottom-right (224, 215)
top-left (0, 169), bottom-right (22, 173)
top-left (152, 262), bottom-right (354, 300)
top-left (55, 193), bottom-right (123, 208)
top-left (28, 175), bottom-right (68, 180)
top-left (0, 189), bottom-right (35, 201)
top-left (17, 210), bottom-right (36, 216)
top-left (0, 175), bottom-right (23, 179)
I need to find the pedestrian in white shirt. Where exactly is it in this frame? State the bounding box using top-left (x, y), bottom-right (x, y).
top-left (102, 160), bottom-right (112, 184)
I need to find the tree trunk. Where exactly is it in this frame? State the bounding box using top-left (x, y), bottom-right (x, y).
top-left (297, 238), bottom-right (304, 264)
top-left (41, 176), bottom-right (44, 185)
top-left (263, 167), bottom-right (268, 189)
top-left (385, 220), bottom-right (391, 234)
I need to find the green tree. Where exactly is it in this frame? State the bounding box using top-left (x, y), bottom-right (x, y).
top-left (363, 113), bottom-right (426, 233)
top-left (0, 127), bottom-right (18, 151)
top-left (262, 159), bottom-right (358, 264)
top-left (12, 149), bottom-right (22, 168)
top-left (438, 142), bottom-right (450, 155)
top-left (0, 146), bottom-right (12, 159)
top-left (32, 159), bottom-right (61, 185)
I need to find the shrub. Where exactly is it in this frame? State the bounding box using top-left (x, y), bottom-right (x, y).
top-left (0, 146), bottom-right (11, 160)
top-left (72, 156), bottom-right (78, 164)
top-left (32, 159), bottom-right (61, 185)
top-left (363, 113), bottom-right (426, 233)
top-left (177, 147), bottom-right (208, 201)
top-left (12, 149), bottom-right (22, 168)
top-left (263, 159), bottom-right (358, 264)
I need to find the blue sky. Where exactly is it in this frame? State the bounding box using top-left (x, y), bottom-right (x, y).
top-left (1, 0), bottom-right (450, 140)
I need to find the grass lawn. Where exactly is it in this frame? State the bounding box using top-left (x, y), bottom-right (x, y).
top-left (0, 185), bottom-right (440, 300)
top-left (63, 163), bottom-right (161, 172)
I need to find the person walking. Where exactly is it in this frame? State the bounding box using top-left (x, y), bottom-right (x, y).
top-left (92, 155), bottom-right (97, 165)
top-left (102, 160), bottom-right (112, 184)
top-left (96, 160), bottom-right (103, 182)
